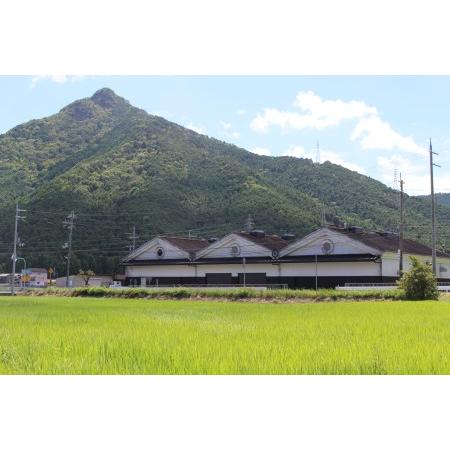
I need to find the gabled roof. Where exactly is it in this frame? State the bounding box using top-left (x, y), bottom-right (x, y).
top-left (159, 236), bottom-right (210, 253)
top-left (329, 226), bottom-right (449, 257)
top-left (234, 231), bottom-right (289, 251)
top-left (279, 226), bottom-right (379, 258)
top-left (194, 231), bottom-right (289, 260)
top-left (123, 235), bottom-right (209, 262)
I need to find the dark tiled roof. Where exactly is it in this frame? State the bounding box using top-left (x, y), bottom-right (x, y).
top-left (329, 226), bottom-right (448, 257)
top-left (160, 236), bottom-right (210, 253)
top-left (235, 231), bottom-right (289, 251)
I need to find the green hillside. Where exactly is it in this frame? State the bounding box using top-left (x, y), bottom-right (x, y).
top-left (418, 193), bottom-right (450, 208)
top-left (1, 88), bottom-right (449, 275)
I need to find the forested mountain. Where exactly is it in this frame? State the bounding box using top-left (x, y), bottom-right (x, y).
top-left (418, 193), bottom-right (450, 208)
top-left (1, 88), bottom-right (449, 275)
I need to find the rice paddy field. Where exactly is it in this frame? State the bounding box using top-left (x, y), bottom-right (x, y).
top-left (0, 295), bottom-right (449, 374)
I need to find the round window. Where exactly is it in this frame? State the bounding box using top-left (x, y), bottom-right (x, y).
top-left (321, 240), bottom-right (334, 254)
top-left (156, 247), bottom-right (165, 257)
top-left (231, 245), bottom-right (241, 257)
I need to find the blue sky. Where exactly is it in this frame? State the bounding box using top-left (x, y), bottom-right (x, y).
top-left (1, 75), bottom-right (450, 195)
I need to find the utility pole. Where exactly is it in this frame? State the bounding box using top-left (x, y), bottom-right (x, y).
top-left (64, 211), bottom-right (76, 288)
top-left (314, 254), bottom-right (318, 291)
top-left (398, 174), bottom-right (405, 277)
top-left (126, 225), bottom-right (138, 251)
top-left (429, 139), bottom-right (440, 275)
top-left (11, 202), bottom-right (26, 295)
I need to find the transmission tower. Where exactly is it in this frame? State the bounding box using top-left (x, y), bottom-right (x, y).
top-left (244, 215), bottom-right (255, 232)
top-left (126, 225), bottom-right (139, 251)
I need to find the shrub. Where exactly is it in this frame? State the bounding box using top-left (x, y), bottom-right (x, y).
top-left (72, 287), bottom-right (108, 297)
top-left (23, 286), bottom-right (403, 302)
top-left (398, 256), bottom-right (439, 300)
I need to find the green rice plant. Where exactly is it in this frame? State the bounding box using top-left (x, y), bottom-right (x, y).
top-left (0, 296), bottom-right (448, 374)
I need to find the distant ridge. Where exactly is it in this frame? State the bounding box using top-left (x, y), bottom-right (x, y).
top-left (417, 193), bottom-right (450, 208)
top-left (1, 88), bottom-right (450, 274)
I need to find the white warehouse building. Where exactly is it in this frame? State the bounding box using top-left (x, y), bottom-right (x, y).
top-left (122, 226), bottom-right (450, 288)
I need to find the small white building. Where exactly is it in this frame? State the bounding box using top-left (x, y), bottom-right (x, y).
top-left (0, 273), bottom-right (12, 284)
top-left (21, 268), bottom-right (48, 287)
top-left (122, 226), bottom-right (450, 288)
top-left (54, 274), bottom-right (113, 288)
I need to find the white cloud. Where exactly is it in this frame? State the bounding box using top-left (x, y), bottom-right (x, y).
top-left (237, 109), bottom-right (247, 116)
top-left (320, 151), bottom-right (366, 173)
top-left (251, 108), bottom-right (317, 132)
top-left (283, 145), bottom-right (308, 158)
top-left (251, 147), bottom-right (271, 156)
top-left (294, 91), bottom-right (377, 124)
top-left (251, 90), bottom-right (427, 157)
top-left (377, 154), bottom-right (423, 176)
top-left (283, 145), bottom-right (365, 173)
top-left (376, 154), bottom-right (450, 194)
top-left (220, 121), bottom-right (240, 139)
top-left (186, 123), bottom-right (207, 134)
top-left (30, 75), bottom-right (85, 88)
top-left (251, 90), bottom-right (376, 132)
top-left (351, 116), bottom-right (427, 155)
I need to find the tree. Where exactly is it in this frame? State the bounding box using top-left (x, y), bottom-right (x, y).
top-left (398, 256), bottom-right (439, 300)
top-left (78, 269), bottom-right (95, 286)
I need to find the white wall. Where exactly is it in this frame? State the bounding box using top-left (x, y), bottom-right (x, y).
top-left (55, 275), bottom-right (112, 287)
top-left (126, 260), bottom-right (381, 278)
top-left (127, 255), bottom-right (450, 280)
top-left (278, 261), bottom-right (380, 277)
top-left (127, 265), bottom-right (197, 278)
top-left (438, 262), bottom-right (450, 278)
top-left (382, 252), bottom-right (450, 278)
top-left (381, 254), bottom-right (399, 278)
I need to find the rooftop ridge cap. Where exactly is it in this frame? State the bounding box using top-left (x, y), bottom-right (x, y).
top-left (160, 235), bottom-right (208, 240)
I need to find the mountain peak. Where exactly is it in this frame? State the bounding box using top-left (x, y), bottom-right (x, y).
top-left (91, 88), bottom-right (129, 109)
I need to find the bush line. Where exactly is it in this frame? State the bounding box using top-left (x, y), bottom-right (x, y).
top-left (23, 286), bottom-right (406, 301)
